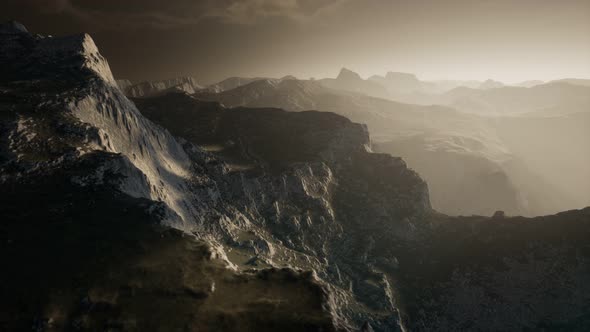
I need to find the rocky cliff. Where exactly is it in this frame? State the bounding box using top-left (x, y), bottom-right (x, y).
top-left (133, 92), bottom-right (590, 331)
top-left (0, 22), bottom-right (338, 331)
top-left (2, 22), bottom-right (590, 332)
top-left (132, 92), bottom-right (432, 330)
top-left (0, 22), bottom-right (429, 331)
top-left (120, 77), bottom-right (203, 98)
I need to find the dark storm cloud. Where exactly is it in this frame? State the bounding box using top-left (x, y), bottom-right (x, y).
top-left (14, 0), bottom-right (348, 28)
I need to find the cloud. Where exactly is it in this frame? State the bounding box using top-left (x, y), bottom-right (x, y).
top-left (15, 0), bottom-right (352, 29)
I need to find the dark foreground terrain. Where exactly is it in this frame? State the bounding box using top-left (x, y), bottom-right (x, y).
top-left (1, 22), bottom-right (590, 331)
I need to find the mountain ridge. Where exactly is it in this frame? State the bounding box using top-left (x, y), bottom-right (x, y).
top-left (2, 22), bottom-right (590, 331)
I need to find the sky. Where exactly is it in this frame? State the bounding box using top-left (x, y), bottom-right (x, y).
top-left (2, 0), bottom-right (590, 84)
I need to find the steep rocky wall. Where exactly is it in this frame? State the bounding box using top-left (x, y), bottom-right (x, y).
top-left (0, 23), bottom-right (346, 331)
top-left (133, 93), bottom-right (433, 330)
top-left (124, 77), bottom-right (202, 98)
top-left (134, 91), bottom-right (590, 331)
top-left (0, 23), bottom-right (216, 229)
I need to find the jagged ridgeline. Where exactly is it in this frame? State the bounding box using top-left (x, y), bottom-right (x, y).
top-left (1, 22), bottom-right (590, 331)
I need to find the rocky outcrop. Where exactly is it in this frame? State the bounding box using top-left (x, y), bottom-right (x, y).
top-left (121, 76), bottom-right (202, 98)
top-left (0, 22), bottom-right (115, 85)
top-left (205, 75), bottom-right (300, 93)
top-left (134, 92), bottom-right (432, 330)
top-left (0, 148), bottom-right (338, 331)
top-left (0, 22), bottom-right (340, 330)
top-left (0, 22), bottom-right (215, 228)
top-left (369, 72), bottom-right (437, 95)
top-left (116, 78), bottom-right (133, 91)
top-left (206, 76), bottom-right (269, 93)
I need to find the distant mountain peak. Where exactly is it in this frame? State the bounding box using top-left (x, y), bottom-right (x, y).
top-left (385, 71), bottom-right (419, 81)
top-left (337, 67), bottom-right (362, 81)
top-left (280, 75), bottom-right (297, 81)
top-left (479, 79), bottom-right (504, 89)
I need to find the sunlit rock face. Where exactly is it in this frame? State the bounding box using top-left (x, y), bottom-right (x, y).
top-left (0, 21), bottom-right (206, 228)
top-left (119, 77), bottom-right (203, 98)
top-left (2, 22), bottom-right (590, 332)
top-left (133, 92), bottom-right (432, 330)
top-left (133, 92), bottom-right (590, 331)
top-left (0, 22), bottom-right (431, 331)
top-left (0, 22), bottom-right (337, 331)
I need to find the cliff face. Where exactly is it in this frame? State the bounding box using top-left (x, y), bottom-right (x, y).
top-left (133, 93), bottom-right (432, 330)
top-left (133, 92), bottom-right (590, 331)
top-left (0, 23), bottom-right (431, 331)
top-left (196, 78), bottom-right (535, 216)
top-left (2, 22), bottom-right (590, 332)
top-left (0, 22), bottom-right (207, 229)
top-left (121, 77), bottom-right (202, 98)
top-left (0, 23), bottom-right (338, 331)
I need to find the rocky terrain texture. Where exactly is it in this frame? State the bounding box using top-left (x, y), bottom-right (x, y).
top-left (2, 22), bottom-right (590, 331)
top-left (118, 77), bottom-right (202, 98)
top-left (133, 91), bottom-right (590, 331)
top-left (0, 22), bottom-right (337, 331)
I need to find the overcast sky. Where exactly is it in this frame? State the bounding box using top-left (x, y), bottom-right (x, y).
top-left (3, 0), bottom-right (590, 84)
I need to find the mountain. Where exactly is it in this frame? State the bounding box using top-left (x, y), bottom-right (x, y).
top-left (197, 78), bottom-right (590, 216)
top-left (120, 76), bottom-right (203, 97)
top-left (132, 92), bottom-right (590, 330)
top-left (552, 78), bottom-right (590, 87)
top-left (204, 75), bottom-right (299, 93)
top-left (374, 134), bottom-right (526, 216)
top-left (3, 22), bottom-right (590, 331)
top-left (478, 79), bottom-right (505, 89)
top-left (1, 22), bottom-right (429, 331)
top-left (514, 80), bottom-right (544, 88)
top-left (116, 78), bottom-right (133, 91)
top-left (206, 76), bottom-right (269, 93)
top-left (318, 68), bottom-right (390, 99)
top-left (367, 72), bottom-right (484, 95)
top-left (439, 81), bottom-right (590, 115)
top-left (358, 73), bottom-right (589, 117)
top-left (0, 22), bottom-right (339, 331)
top-left (369, 72), bottom-right (438, 95)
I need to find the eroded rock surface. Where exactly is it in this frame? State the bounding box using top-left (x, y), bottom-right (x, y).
top-left (2, 22), bottom-right (590, 332)
top-left (120, 77), bottom-right (202, 98)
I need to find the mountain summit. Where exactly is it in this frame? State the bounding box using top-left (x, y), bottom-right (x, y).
top-left (337, 67), bottom-right (363, 81)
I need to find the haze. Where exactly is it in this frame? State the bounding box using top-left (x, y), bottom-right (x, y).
top-left (3, 0), bottom-right (590, 84)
